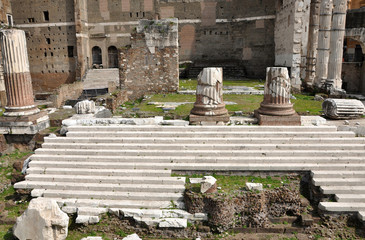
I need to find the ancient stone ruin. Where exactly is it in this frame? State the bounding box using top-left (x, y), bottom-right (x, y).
top-left (322, 98), bottom-right (365, 119)
top-left (255, 67), bottom-right (301, 125)
top-left (119, 19), bottom-right (179, 99)
top-left (189, 67), bottom-right (229, 125)
top-left (0, 29), bottom-right (49, 135)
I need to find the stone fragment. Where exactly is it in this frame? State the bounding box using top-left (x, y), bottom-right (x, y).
top-left (81, 237), bottom-right (103, 240)
top-left (314, 94), bottom-right (325, 101)
top-left (246, 182), bottom-right (263, 191)
top-left (300, 214), bottom-right (314, 226)
top-left (94, 109), bottom-right (112, 118)
top-left (122, 233), bottom-right (142, 240)
top-left (13, 198), bottom-right (69, 240)
top-left (158, 218), bottom-right (187, 228)
top-left (48, 133), bottom-right (57, 138)
top-left (75, 100), bottom-right (96, 114)
top-left (60, 126), bottom-right (68, 136)
top-left (190, 178), bottom-right (203, 184)
top-left (190, 68), bottom-right (229, 125)
top-left (201, 176), bottom-right (217, 193)
top-left (322, 99), bottom-right (364, 119)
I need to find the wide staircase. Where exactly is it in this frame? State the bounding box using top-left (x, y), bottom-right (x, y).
top-left (14, 125), bottom-right (365, 223)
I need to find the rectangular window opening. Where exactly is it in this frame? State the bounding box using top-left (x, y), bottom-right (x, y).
top-left (46, 38), bottom-right (51, 44)
top-left (68, 46), bottom-right (74, 57)
top-left (43, 11), bottom-right (49, 21)
top-left (28, 18), bottom-right (35, 23)
top-left (6, 14), bottom-right (13, 26)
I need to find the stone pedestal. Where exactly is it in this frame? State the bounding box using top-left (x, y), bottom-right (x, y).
top-left (0, 29), bottom-right (49, 135)
top-left (255, 67), bottom-right (300, 126)
top-left (189, 68), bottom-right (229, 125)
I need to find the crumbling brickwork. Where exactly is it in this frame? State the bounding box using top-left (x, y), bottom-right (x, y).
top-left (119, 19), bottom-right (179, 99)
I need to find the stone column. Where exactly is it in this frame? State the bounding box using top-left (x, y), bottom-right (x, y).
top-left (255, 67), bottom-right (300, 125)
top-left (325, 0), bottom-right (348, 91)
top-left (0, 29), bottom-right (49, 135)
top-left (304, 0), bottom-right (321, 88)
top-left (314, 0), bottom-right (333, 88)
top-left (189, 67), bottom-right (229, 125)
top-left (0, 29), bottom-right (39, 116)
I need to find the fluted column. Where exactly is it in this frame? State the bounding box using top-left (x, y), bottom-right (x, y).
top-left (257, 67), bottom-right (295, 116)
top-left (314, 0), bottom-right (333, 88)
top-left (0, 29), bottom-right (39, 116)
top-left (304, 0), bottom-right (321, 87)
top-left (325, 0), bottom-right (348, 90)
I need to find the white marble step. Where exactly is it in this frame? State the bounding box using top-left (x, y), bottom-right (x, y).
top-left (27, 161), bottom-right (365, 171)
top-left (312, 178), bottom-right (365, 186)
top-left (40, 142), bottom-right (365, 151)
top-left (311, 170), bottom-right (365, 178)
top-left (42, 189), bottom-right (184, 201)
top-left (30, 155), bottom-right (365, 164)
top-left (321, 186), bottom-right (365, 194)
top-left (25, 174), bottom-right (185, 184)
top-left (44, 136), bottom-right (365, 144)
top-left (14, 181), bottom-right (185, 193)
top-left (66, 131), bottom-right (355, 138)
top-left (49, 197), bottom-right (183, 209)
top-left (26, 167), bottom-right (171, 176)
top-left (335, 194), bottom-right (365, 202)
top-left (319, 202), bottom-right (365, 212)
top-left (67, 125), bottom-right (338, 132)
top-left (34, 148), bottom-right (365, 157)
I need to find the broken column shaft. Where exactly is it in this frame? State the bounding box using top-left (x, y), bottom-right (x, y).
top-left (325, 0), bottom-right (347, 90)
top-left (314, 0), bottom-right (333, 88)
top-left (0, 29), bottom-right (39, 116)
top-left (304, 0), bottom-right (321, 88)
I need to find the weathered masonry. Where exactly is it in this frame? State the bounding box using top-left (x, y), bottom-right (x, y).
top-left (3, 0), bottom-right (364, 95)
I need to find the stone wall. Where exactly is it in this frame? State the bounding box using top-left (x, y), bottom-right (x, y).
top-left (342, 63), bottom-right (363, 93)
top-left (275, 0), bottom-right (310, 91)
top-left (47, 81), bottom-right (83, 108)
top-left (11, 0), bottom-right (77, 93)
top-left (119, 19), bottom-right (179, 99)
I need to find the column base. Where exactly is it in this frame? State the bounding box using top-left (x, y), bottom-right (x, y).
top-left (0, 111), bottom-right (50, 134)
top-left (254, 110), bottom-right (301, 126)
top-left (189, 114), bottom-right (230, 125)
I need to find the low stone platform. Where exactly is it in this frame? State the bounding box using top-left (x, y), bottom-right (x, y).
top-left (14, 124), bottom-right (365, 224)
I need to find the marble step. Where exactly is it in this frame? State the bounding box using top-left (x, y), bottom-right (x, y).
top-left (319, 202), bottom-right (365, 212)
top-left (40, 142), bottom-right (365, 151)
top-left (66, 131), bottom-right (354, 138)
top-left (26, 167), bottom-right (171, 177)
top-left (311, 170), bottom-right (365, 178)
top-left (66, 125), bottom-right (338, 132)
top-left (48, 197), bottom-right (184, 209)
top-left (320, 186), bottom-right (365, 194)
top-left (34, 148), bottom-right (365, 157)
top-left (25, 174), bottom-right (185, 185)
top-left (14, 181), bottom-right (185, 193)
top-left (312, 178), bottom-right (365, 186)
top-left (44, 136), bottom-right (365, 144)
top-left (27, 161), bottom-right (365, 171)
top-left (42, 189), bottom-right (184, 201)
top-left (335, 194), bottom-right (365, 202)
top-left (30, 154), bottom-right (365, 164)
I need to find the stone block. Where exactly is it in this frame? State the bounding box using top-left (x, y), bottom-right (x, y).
top-left (201, 176), bottom-right (217, 193)
top-left (75, 100), bottom-right (96, 114)
top-left (255, 111), bottom-right (301, 126)
top-left (13, 198), bottom-right (69, 240)
top-left (246, 182), bottom-right (263, 191)
top-left (122, 233), bottom-right (142, 240)
top-left (159, 218), bottom-right (187, 228)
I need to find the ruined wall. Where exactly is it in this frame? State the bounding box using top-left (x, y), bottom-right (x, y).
top-left (275, 0), bottom-right (310, 91)
top-left (11, 0), bottom-right (77, 93)
top-left (342, 63), bottom-right (362, 92)
top-left (119, 19), bottom-right (179, 99)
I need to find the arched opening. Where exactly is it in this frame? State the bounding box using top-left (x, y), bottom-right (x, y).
top-left (108, 46), bottom-right (118, 68)
top-left (92, 46), bottom-right (102, 65)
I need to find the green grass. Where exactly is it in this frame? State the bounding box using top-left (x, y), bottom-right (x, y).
top-left (179, 79), bottom-right (263, 90)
